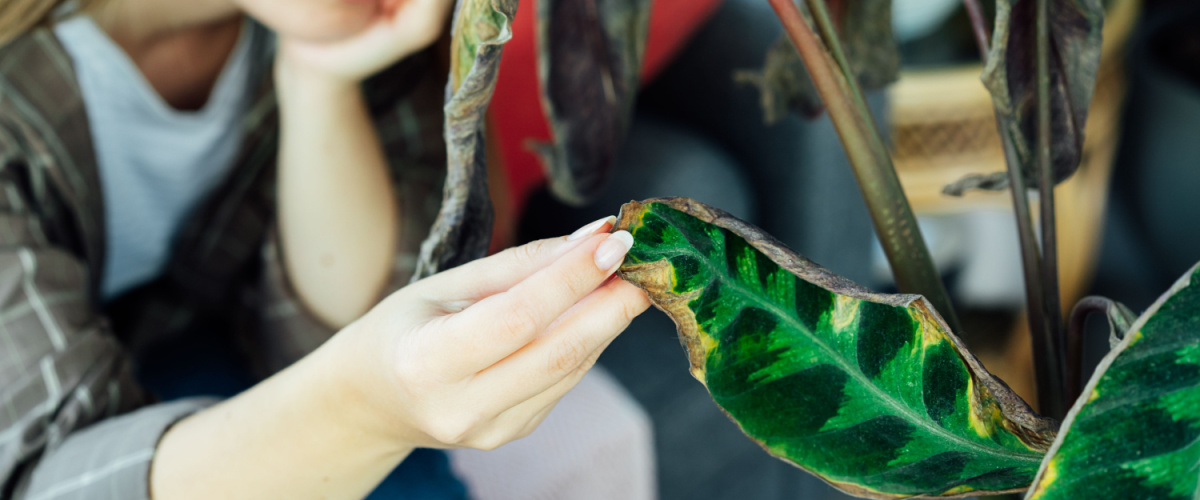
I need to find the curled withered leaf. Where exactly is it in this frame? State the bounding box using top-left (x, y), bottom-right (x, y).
top-left (616, 197), bottom-right (1058, 499)
top-left (534, 0), bottom-right (651, 206)
top-left (412, 0), bottom-right (517, 281)
top-left (738, 0), bottom-right (899, 125)
top-left (735, 37), bottom-right (825, 122)
top-left (981, 0), bottom-right (1104, 186)
top-left (942, 172), bottom-right (1011, 197)
top-left (1068, 296), bottom-right (1137, 350)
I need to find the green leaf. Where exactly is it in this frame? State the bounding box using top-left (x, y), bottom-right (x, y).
top-left (615, 197), bottom-right (1057, 499)
top-left (981, 0), bottom-right (1104, 185)
top-left (1026, 263), bottom-right (1200, 500)
top-left (413, 0), bottom-right (516, 280)
top-left (534, 0), bottom-right (651, 206)
top-left (737, 0), bottom-right (899, 124)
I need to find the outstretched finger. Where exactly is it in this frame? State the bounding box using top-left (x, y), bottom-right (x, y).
top-left (470, 277), bottom-right (649, 412)
top-left (465, 366), bottom-right (585, 451)
top-left (417, 216), bottom-right (616, 306)
top-left (463, 329), bottom-right (618, 451)
top-left (439, 230), bottom-right (634, 375)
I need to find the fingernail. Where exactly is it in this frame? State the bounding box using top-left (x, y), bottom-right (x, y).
top-left (594, 230), bottom-right (634, 271)
top-left (567, 216), bottom-right (617, 241)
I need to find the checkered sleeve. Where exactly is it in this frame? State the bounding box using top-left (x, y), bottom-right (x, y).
top-left (0, 130), bottom-right (215, 499)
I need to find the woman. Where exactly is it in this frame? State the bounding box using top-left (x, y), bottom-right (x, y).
top-left (0, 0), bottom-right (651, 498)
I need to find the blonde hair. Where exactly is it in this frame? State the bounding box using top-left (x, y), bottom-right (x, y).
top-left (0, 0), bottom-right (101, 47)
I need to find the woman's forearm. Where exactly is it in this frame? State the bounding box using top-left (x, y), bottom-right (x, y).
top-left (150, 332), bottom-right (412, 499)
top-left (148, 226), bottom-right (646, 500)
top-left (276, 62), bottom-right (398, 328)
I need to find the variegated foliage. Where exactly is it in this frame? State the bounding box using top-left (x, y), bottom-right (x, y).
top-left (615, 198), bottom-right (1058, 499)
top-left (1027, 262), bottom-right (1200, 499)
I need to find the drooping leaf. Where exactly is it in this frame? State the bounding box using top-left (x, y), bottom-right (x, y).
top-left (615, 197), bottom-right (1058, 499)
top-left (533, 0), bottom-right (651, 206)
top-left (981, 0), bottom-right (1104, 186)
top-left (734, 37), bottom-right (824, 122)
top-left (943, 172), bottom-right (1011, 196)
top-left (412, 0), bottom-right (516, 280)
top-left (737, 0), bottom-right (899, 124)
top-left (1026, 263), bottom-right (1200, 500)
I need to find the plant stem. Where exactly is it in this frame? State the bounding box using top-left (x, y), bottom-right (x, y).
top-left (1032, 0), bottom-right (1070, 419)
top-left (1035, 0), bottom-right (1066, 419)
top-left (961, 0), bottom-right (991, 60)
top-left (1066, 297), bottom-right (1114, 404)
top-left (964, 0), bottom-right (1070, 417)
top-left (999, 124), bottom-right (1063, 419)
top-left (805, 0), bottom-right (875, 135)
top-left (767, 0), bottom-right (961, 333)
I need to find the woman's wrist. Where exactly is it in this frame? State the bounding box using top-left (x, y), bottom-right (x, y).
top-left (273, 51), bottom-right (362, 107)
top-left (311, 319), bottom-right (417, 449)
top-left (150, 322), bottom-right (414, 499)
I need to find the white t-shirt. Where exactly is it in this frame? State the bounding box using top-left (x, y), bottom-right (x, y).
top-left (53, 16), bottom-right (259, 301)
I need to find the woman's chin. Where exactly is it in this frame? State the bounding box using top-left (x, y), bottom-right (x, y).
top-left (240, 0), bottom-right (379, 43)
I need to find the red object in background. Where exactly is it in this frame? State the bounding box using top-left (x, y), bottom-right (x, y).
top-left (488, 0), bottom-right (723, 219)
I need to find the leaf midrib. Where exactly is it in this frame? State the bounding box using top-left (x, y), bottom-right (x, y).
top-left (657, 243), bottom-right (1042, 464)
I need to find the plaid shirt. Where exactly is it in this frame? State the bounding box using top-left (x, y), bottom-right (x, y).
top-left (0, 23), bottom-right (448, 499)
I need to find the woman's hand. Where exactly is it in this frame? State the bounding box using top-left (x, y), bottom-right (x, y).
top-left (152, 218), bottom-right (648, 500)
top-left (340, 217), bottom-right (651, 450)
top-left (275, 0), bottom-right (456, 85)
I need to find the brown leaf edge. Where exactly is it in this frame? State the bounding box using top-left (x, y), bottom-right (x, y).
top-left (615, 197), bottom-right (1059, 499)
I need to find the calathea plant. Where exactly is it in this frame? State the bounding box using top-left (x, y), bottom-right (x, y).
top-left (431, 0), bottom-right (1198, 498)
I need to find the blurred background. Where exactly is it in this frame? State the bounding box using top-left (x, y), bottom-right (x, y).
top-left (486, 0), bottom-right (1200, 497)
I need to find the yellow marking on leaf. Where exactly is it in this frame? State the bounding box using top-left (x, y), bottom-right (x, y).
top-left (1087, 387), bottom-right (1101, 403)
top-left (967, 377), bottom-right (1002, 439)
top-left (831, 295), bottom-right (860, 332)
top-left (767, 442), bottom-right (789, 458)
top-left (943, 484), bottom-right (975, 495)
top-left (912, 305), bottom-right (948, 348)
top-left (700, 333), bottom-right (719, 357)
top-left (1127, 329), bottom-right (1144, 346)
top-left (1029, 456), bottom-right (1060, 500)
